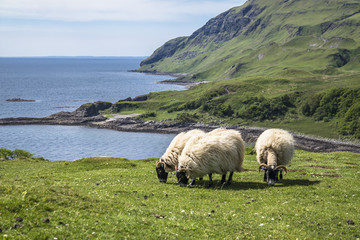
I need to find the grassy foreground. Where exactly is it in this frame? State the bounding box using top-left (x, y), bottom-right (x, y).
top-left (1, 151), bottom-right (359, 239)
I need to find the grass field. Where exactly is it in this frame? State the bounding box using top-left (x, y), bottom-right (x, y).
top-left (1, 150), bottom-right (359, 239)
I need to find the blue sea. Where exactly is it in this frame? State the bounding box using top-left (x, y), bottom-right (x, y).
top-left (0, 57), bottom-right (182, 160)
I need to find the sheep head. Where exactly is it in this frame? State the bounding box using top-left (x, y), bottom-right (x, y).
top-left (155, 160), bottom-right (169, 183)
top-left (176, 166), bottom-right (189, 187)
top-left (259, 164), bottom-right (288, 186)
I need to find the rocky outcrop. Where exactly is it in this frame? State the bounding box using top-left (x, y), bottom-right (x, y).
top-left (0, 112), bottom-right (106, 126)
top-left (140, 37), bottom-right (188, 66)
top-left (74, 101), bottom-right (112, 117)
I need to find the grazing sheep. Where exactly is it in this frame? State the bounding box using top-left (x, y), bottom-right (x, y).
top-left (255, 128), bottom-right (294, 186)
top-left (176, 129), bottom-right (245, 187)
top-left (156, 129), bottom-right (205, 183)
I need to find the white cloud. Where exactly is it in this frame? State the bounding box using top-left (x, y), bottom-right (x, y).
top-left (0, 0), bottom-right (243, 22)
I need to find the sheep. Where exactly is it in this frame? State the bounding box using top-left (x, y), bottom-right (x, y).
top-left (176, 129), bottom-right (245, 187)
top-left (255, 128), bottom-right (295, 186)
top-left (156, 129), bottom-right (205, 183)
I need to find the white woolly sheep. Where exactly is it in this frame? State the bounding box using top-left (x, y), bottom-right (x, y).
top-left (255, 128), bottom-right (295, 185)
top-left (156, 129), bottom-right (205, 183)
top-left (176, 128), bottom-right (245, 187)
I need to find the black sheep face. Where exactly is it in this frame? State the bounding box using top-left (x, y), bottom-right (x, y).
top-left (265, 166), bottom-right (279, 186)
top-left (176, 171), bottom-right (189, 187)
top-left (156, 163), bottom-right (168, 183)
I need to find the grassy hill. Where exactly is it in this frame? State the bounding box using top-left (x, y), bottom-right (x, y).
top-left (138, 0), bottom-right (360, 79)
top-left (118, 0), bottom-right (360, 140)
top-left (1, 151), bottom-right (359, 238)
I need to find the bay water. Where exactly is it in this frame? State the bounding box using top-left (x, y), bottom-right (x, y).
top-left (0, 57), bottom-right (182, 160)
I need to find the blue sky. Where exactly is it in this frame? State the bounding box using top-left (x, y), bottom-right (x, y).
top-left (0, 0), bottom-right (247, 57)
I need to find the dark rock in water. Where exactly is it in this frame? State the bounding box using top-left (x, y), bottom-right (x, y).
top-left (6, 98), bottom-right (35, 102)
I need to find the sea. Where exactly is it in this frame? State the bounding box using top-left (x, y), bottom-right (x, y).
top-left (0, 57), bottom-right (183, 161)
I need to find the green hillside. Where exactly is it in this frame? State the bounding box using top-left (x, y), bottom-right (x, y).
top-left (121, 0), bottom-right (360, 140)
top-left (138, 0), bottom-right (360, 79)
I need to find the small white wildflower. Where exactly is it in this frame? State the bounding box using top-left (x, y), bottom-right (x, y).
top-left (92, 232), bottom-right (95, 235)
top-left (286, 225), bottom-right (290, 227)
top-left (233, 214), bottom-right (236, 217)
top-left (181, 210), bottom-right (185, 213)
top-left (190, 211), bottom-right (194, 214)
top-left (329, 233), bottom-right (332, 236)
top-left (261, 216), bottom-right (265, 219)
top-left (271, 218), bottom-right (275, 221)
top-left (259, 223), bottom-right (264, 226)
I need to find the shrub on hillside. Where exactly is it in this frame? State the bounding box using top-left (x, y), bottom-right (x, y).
top-left (0, 148), bottom-right (46, 161)
top-left (338, 102), bottom-right (360, 138)
top-left (239, 95), bottom-right (292, 121)
top-left (300, 87), bottom-right (360, 138)
top-left (176, 113), bottom-right (199, 123)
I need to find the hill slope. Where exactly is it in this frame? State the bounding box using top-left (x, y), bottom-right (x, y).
top-left (138, 0), bottom-right (360, 79)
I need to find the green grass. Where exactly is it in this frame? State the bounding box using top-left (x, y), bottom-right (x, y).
top-left (1, 151), bottom-right (359, 239)
top-left (248, 118), bottom-right (341, 139)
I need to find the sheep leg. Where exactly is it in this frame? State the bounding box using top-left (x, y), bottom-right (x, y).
top-left (226, 172), bottom-right (234, 185)
top-left (189, 179), bottom-right (196, 186)
top-left (207, 173), bottom-right (213, 188)
top-left (263, 171), bottom-right (267, 182)
top-left (279, 169), bottom-right (283, 180)
top-left (220, 174), bottom-right (226, 184)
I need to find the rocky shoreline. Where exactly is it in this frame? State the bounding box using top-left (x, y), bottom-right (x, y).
top-left (1, 110), bottom-right (360, 154)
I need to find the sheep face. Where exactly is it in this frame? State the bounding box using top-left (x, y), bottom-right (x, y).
top-left (176, 170), bottom-right (189, 187)
top-left (265, 166), bottom-right (278, 186)
top-left (156, 161), bottom-right (169, 183)
top-left (260, 164), bottom-right (287, 186)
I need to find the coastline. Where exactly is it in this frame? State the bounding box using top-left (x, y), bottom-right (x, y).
top-left (1, 113), bottom-right (360, 154)
top-left (129, 69), bottom-right (207, 88)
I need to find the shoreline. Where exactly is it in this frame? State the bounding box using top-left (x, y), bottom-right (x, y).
top-left (129, 69), bottom-right (206, 88)
top-left (1, 114), bottom-right (360, 154)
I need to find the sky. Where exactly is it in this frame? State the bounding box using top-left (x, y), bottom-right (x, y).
top-left (0, 0), bottom-right (247, 57)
